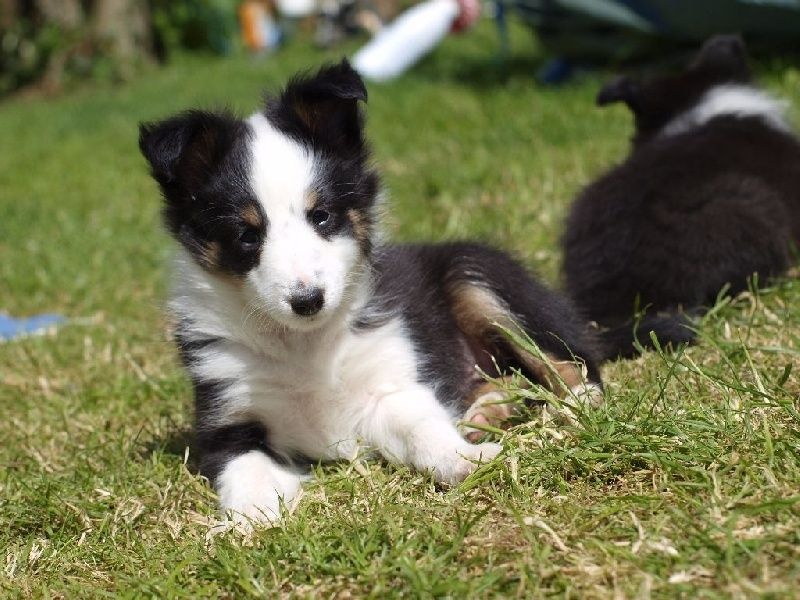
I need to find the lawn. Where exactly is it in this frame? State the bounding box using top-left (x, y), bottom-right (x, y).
top-left (2, 21), bottom-right (800, 598)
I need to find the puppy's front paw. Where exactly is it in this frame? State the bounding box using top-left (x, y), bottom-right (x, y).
top-left (218, 485), bottom-right (283, 530)
top-left (215, 450), bottom-right (303, 530)
top-left (434, 441), bottom-right (502, 485)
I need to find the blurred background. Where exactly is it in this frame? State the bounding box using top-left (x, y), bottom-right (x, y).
top-left (3, 0), bottom-right (800, 97)
top-left (1, 0), bottom-right (799, 336)
top-left (0, 0), bottom-right (800, 337)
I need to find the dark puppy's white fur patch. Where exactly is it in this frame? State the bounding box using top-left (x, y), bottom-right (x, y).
top-left (140, 61), bottom-right (602, 527)
top-left (563, 35), bottom-right (800, 361)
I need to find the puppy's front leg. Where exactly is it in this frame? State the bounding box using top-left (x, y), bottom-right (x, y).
top-left (362, 386), bottom-right (502, 484)
top-left (199, 422), bottom-right (306, 526)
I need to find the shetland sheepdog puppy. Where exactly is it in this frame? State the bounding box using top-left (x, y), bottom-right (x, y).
top-left (562, 35), bottom-right (800, 360)
top-left (140, 61), bottom-right (602, 526)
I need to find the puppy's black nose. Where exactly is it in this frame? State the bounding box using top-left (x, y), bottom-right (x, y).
top-left (289, 288), bottom-right (325, 316)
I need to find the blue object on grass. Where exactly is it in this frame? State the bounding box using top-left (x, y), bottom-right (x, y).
top-left (538, 57), bottom-right (574, 84)
top-left (0, 313), bottom-right (66, 341)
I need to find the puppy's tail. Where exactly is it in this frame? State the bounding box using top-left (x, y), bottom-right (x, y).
top-left (597, 311), bottom-right (699, 361)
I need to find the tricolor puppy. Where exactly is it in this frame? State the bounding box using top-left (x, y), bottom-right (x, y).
top-left (140, 61), bottom-right (602, 526)
top-left (562, 35), bottom-right (800, 360)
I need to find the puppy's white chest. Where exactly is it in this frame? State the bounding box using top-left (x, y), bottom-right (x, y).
top-left (248, 317), bottom-right (421, 458)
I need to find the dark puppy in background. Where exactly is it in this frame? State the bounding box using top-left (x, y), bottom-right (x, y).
top-left (140, 61), bottom-right (602, 526)
top-left (562, 35), bottom-right (800, 360)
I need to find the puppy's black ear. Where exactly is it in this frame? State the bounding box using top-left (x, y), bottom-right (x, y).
top-left (689, 34), bottom-right (750, 81)
top-left (271, 59), bottom-right (368, 151)
top-left (596, 76), bottom-right (642, 112)
top-left (139, 110), bottom-right (240, 190)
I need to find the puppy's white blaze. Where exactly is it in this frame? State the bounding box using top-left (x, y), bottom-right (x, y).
top-left (247, 112), bottom-right (315, 217)
top-left (216, 450), bottom-right (305, 525)
top-left (661, 84), bottom-right (791, 138)
top-left (245, 112), bottom-right (362, 329)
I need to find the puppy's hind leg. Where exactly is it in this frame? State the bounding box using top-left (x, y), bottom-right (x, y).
top-left (446, 248), bottom-right (603, 416)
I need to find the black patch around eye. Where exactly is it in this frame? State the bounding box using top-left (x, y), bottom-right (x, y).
top-left (239, 227), bottom-right (261, 247)
top-left (309, 208), bottom-right (331, 228)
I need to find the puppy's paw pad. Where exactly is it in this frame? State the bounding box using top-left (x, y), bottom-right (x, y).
top-left (460, 391), bottom-right (516, 441)
top-left (569, 382), bottom-right (604, 408)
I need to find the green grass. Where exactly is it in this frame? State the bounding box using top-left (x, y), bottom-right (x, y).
top-left (2, 22), bottom-right (800, 598)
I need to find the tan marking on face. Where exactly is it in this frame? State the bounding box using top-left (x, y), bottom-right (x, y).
top-left (196, 241), bottom-right (244, 284)
top-left (240, 204), bottom-right (263, 229)
top-left (198, 241), bottom-right (221, 270)
top-left (347, 208), bottom-right (369, 247)
top-left (305, 189), bottom-right (319, 212)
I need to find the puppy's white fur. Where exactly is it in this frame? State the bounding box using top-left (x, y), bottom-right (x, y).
top-left (661, 84), bottom-right (790, 138)
top-left (216, 450), bottom-right (307, 524)
top-left (173, 113), bottom-right (501, 525)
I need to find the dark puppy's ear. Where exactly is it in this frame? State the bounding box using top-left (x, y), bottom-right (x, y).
top-left (273, 59), bottom-right (368, 151)
top-left (596, 75), bottom-right (642, 112)
top-left (689, 34), bottom-right (750, 81)
top-left (139, 110), bottom-right (239, 189)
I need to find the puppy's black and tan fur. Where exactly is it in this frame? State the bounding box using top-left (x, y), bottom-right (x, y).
top-left (140, 61), bottom-right (602, 525)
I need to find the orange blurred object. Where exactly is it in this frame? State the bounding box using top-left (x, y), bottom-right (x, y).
top-left (239, 1), bottom-right (278, 51)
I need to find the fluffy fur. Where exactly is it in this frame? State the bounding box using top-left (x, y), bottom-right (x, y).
top-left (140, 61), bottom-right (602, 526)
top-left (562, 35), bottom-right (800, 360)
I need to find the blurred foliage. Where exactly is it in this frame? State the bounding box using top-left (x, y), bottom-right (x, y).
top-left (0, 18), bottom-right (61, 95)
top-left (0, 0), bottom-right (240, 97)
top-left (150, 0), bottom-right (239, 57)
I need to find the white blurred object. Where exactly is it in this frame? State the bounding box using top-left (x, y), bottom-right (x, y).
top-left (352, 0), bottom-right (460, 82)
top-left (275, 0), bottom-right (316, 17)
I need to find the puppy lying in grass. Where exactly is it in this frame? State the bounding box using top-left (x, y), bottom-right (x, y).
top-left (139, 61), bottom-right (602, 527)
top-left (562, 35), bottom-right (800, 360)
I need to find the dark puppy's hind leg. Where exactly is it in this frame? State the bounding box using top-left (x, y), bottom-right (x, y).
top-left (597, 310), bottom-right (700, 361)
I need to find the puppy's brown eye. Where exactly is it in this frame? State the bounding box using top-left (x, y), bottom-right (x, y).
top-left (310, 209), bottom-right (330, 228)
top-left (239, 227), bottom-right (260, 246)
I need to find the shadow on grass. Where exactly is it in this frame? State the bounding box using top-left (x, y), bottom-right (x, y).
top-left (141, 424), bottom-right (201, 474)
